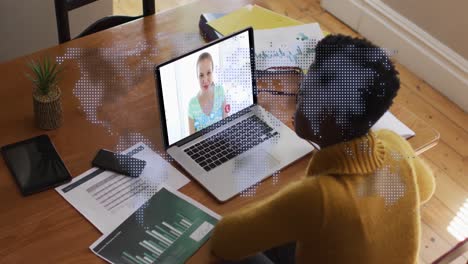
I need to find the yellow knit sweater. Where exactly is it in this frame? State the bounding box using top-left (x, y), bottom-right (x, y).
top-left (211, 130), bottom-right (435, 264)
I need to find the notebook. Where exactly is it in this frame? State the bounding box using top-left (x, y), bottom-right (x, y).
top-left (207, 4), bottom-right (302, 36)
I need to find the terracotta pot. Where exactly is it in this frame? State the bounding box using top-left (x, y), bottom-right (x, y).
top-left (32, 86), bottom-right (63, 130)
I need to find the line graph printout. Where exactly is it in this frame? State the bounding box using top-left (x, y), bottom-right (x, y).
top-left (254, 23), bottom-right (324, 71)
top-left (91, 186), bottom-right (220, 264)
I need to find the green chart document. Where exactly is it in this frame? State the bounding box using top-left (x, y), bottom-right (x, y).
top-left (91, 186), bottom-right (220, 264)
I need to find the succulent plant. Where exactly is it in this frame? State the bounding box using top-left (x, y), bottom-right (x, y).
top-left (26, 57), bottom-right (62, 96)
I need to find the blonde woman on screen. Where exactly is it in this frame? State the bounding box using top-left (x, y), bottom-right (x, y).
top-left (188, 52), bottom-right (226, 134)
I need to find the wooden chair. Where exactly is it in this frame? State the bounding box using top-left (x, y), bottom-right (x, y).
top-left (54, 0), bottom-right (155, 43)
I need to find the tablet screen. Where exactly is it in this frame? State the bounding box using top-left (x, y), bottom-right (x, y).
top-left (1, 135), bottom-right (71, 195)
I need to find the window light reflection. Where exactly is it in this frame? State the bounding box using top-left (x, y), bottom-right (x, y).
top-left (447, 198), bottom-right (468, 241)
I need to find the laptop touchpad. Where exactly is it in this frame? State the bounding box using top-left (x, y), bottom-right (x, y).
top-left (232, 148), bottom-right (280, 181)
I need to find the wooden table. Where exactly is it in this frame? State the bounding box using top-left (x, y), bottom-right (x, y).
top-left (0, 0), bottom-right (439, 263)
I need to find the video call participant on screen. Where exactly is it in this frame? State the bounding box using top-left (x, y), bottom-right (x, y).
top-left (188, 52), bottom-right (227, 134)
top-left (210, 34), bottom-right (435, 264)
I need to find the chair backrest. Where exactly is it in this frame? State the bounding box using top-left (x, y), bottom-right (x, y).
top-left (54, 0), bottom-right (155, 43)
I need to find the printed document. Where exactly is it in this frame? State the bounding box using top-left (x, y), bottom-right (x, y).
top-left (372, 111), bottom-right (415, 139)
top-left (254, 23), bottom-right (324, 71)
top-left (56, 143), bottom-right (190, 234)
top-left (91, 186), bottom-right (220, 264)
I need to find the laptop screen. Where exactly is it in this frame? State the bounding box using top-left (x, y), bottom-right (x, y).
top-left (158, 29), bottom-right (255, 146)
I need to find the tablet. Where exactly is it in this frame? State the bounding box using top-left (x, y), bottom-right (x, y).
top-left (1, 135), bottom-right (72, 196)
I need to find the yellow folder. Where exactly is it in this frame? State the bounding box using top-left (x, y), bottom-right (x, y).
top-left (207, 4), bottom-right (303, 35)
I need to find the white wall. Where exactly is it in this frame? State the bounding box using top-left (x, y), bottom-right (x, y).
top-left (321, 0), bottom-right (468, 112)
top-left (383, 0), bottom-right (468, 60)
top-left (0, 0), bottom-right (113, 63)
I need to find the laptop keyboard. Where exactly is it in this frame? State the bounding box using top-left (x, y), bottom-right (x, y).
top-left (184, 115), bottom-right (279, 172)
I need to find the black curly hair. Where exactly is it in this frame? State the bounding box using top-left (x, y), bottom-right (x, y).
top-left (298, 34), bottom-right (400, 141)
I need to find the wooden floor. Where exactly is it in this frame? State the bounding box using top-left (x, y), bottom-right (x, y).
top-left (114, 1), bottom-right (468, 263)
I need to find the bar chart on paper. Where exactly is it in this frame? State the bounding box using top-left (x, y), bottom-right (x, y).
top-left (91, 188), bottom-right (219, 264)
top-left (126, 213), bottom-right (194, 263)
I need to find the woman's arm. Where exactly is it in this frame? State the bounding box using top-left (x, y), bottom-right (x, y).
top-left (188, 117), bottom-right (195, 134)
top-left (211, 178), bottom-right (323, 261)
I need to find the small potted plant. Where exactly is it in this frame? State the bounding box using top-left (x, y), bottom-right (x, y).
top-left (26, 57), bottom-right (64, 130)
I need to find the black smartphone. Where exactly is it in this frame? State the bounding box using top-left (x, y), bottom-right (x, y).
top-left (92, 149), bottom-right (146, 177)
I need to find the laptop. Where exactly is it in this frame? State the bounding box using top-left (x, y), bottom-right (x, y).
top-left (155, 28), bottom-right (314, 202)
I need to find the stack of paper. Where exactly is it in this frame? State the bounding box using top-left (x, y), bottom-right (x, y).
top-left (57, 143), bottom-right (221, 263)
top-left (206, 4), bottom-right (324, 71)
